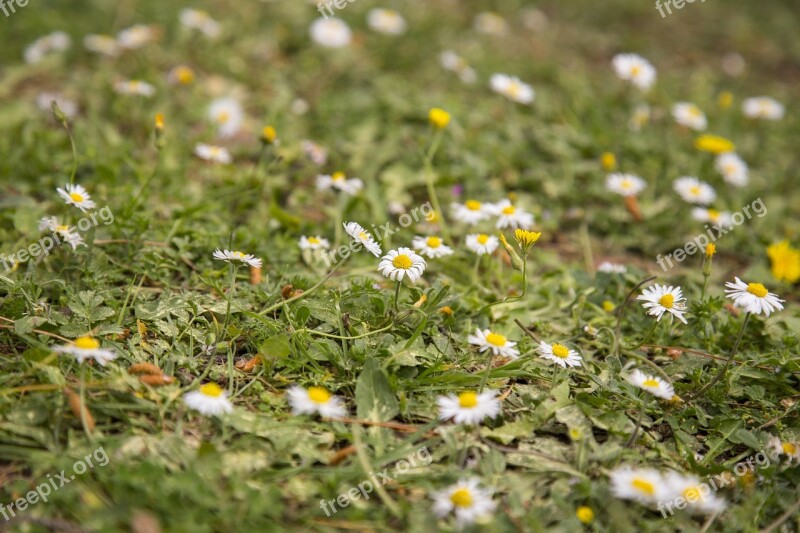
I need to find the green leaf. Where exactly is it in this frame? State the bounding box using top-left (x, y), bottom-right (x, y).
top-left (355, 357), bottom-right (399, 422)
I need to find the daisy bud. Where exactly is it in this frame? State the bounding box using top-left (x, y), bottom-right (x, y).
top-left (261, 125), bottom-right (278, 145)
top-left (51, 100), bottom-right (68, 126)
top-left (600, 152), bottom-right (617, 171)
top-left (499, 233), bottom-right (524, 272)
top-left (428, 107), bottom-right (450, 129)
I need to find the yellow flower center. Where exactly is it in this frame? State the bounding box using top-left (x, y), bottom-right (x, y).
top-left (74, 336), bottom-right (99, 350)
top-left (501, 205), bottom-right (516, 215)
top-left (682, 486), bottom-right (705, 501)
top-left (426, 237), bottom-right (442, 248)
top-left (477, 234), bottom-right (489, 245)
top-left (308, 386), bottom-right (332, 404)
top-left (551, 344), bottom-right (570, 359)
top-left (332, 171), bottom-right (345, 182)
top-left (688, 106), bottom-right (702, 118)
top-left (746, 283), bottom-right (768, 298)
top-left (200, 383), bottom-right (224, 397)
top-left (458, 392), bottom-right (478, 408)
top-left (690, 185), bottom-right (701, 195)
top-left (642, 379), bottom-right (660, 388)
top-left (217, 111), bottom-right (230, 124)
top-left (465, 200), bottom-right (481, 211)
top-left (485, 332), bottom-right (506, 346)
top-left (392, 254), bottom-right (413, 269)
top-left (507, 82), bottom-right (521, 97)
top-left (308, 237), bottom-right (321, 245)
top-left (69, 192), bottom-right (85, 203)
top-left (56, 225), bottom-right (70, 233)
top-left (707, 209), bottom-right (720, 221)
top-left (358, 231), bottom-right (368, 240)
top-left (177, 67), bottom-right (194, 84)
top-left (450, 488), bottom-right (473, 508)
top-left (620, 179), bottom-right (632, 190)
top-left (659, 294), bottom-right (674, 308)
top-left (631, 478), bottom-right (655, 495)
top-left (724, 164), bottom-right (735, 174)
top-left (232, 251), bottom-right (245, 259)
top-left (630, 65), bottom-right (641, 76)
top-left (782, 442), bottom-right (797, 455)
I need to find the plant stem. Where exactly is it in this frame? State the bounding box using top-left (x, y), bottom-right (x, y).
top-left (393, 280), bottom-right (402, 312)
top-left (690, 312), bottom-right (751, 399)
top-left (423, 129), bottom-right (452, 245)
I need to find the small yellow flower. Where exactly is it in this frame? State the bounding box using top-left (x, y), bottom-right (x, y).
top-left (171, 65), bottom-right (195, 85)
top-left (154, 113), bottom-right (164, 131)
top-left (600, 152), bottom-right (617, 171)
top-left (438, 306), bottom-right (453, 315)
top-left (261, 125), bottom-right (278, 144)
top-left (602, 300), bottom-right (615, 312)
top-left (705, 243), bottom-right (716, 258)
top-left (576, 506), bottom-right (594, 524)
top-left (718, 91), bottom-right (733, 109)
top-left (514, 229), bottom-right (542, 252)
top-left (767, 240), bottom-right (800, 283)
top-left (428, 107), bottom-right (450, 129)
top-left (694, 134), bottom-right (735, 154)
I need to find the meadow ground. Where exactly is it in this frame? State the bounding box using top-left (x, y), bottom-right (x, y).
top-left (1, 0), bottom-right (799, 531)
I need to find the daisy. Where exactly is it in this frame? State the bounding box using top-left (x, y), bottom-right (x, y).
top-left (672, 102), bottom-right (707, 131)
top-left (691, 207), bottom-right (733, 228)
top-left (611, 53), bottom-right (656, 91)
top-left (627, 369), bottom-right (675, 400)
top-left (440, 50), bottom-right (477, 84)
top-left (742, 97), bottom-right (785, 121)
top-left (299, 236), bottom-right (330, 251)
top-left (412, 236), bottom-right (454, 259)
top-left (83, 34), bottom-right (120, 57)
top-left (606, 173), bottom-right (646, 197)
top-left (451, 200), bottom-right (492, 225)
top-left (465, 234), bottom-right (499, 256)
top-left (367, 8), bottom-right (407, 35)
top-left (309, 18), bottom-right (352, 48)
top-left (213, 249), bottom-right (262, 268)
top-left (179, 8), bottom-right (221, 38)
top-left (597, 262), bottom-right (626, 274)
top-left (664, 472), bottom-right (727, 515)
top-left (286, 385), bottom-right (347, 418)
top-left (117, 24), bottom-right (155, 49)
top-left (36, 93), bottom-right (77, 118)
top-left (766, 436), bottom-right (800, 464)
top-left (490, 74), bottom-right (535, 105)
top-left (24, 32), bottom-right (71, 64)
top-left (537, 341), bottom-right (583, 368)
top-left (194, 143), bottom-right (232, 164)
top-left (609, 467), bottom-right (670, 505)
top-left (637, 285), bottom-right (688, 324)
top-left (673, 177), bottom-right (716, 205)
top-left (184, 383), bottom-right (234, 416)
top-left (378, 248), bottom-right (427, 282)
top-left (208, 97), bottom-right (243, 138)
top-left (474, 12), bottom-right (509, 36)
top-left (491, 199), bottom-right (535, 229)
top-left (40, 217), bottom-right (84, 250)
top-left (316, 172), bottom-right (363, 195)
top-left (437, 390), bottom-right (501, 425)
top-left (431, 478), bottom-right (496, 526)
top-left (343, 222), bottom-right (382, 257)
top-left (168, 65), bottom-right (195, 85)
top-left (724, 277), bottom-right (784, 317)
top-left (467, 328), bottom-right (520, 359)
top-left (54, 336), bottom-right (116, 366)
top-left (113, 80), bottom-right (156, 97)
top-left (302, 140), bottom-right (328, 166)
top-left (57, 184), bottom-right (95, 212)
top-left (715, 153), bottom-right (748, 187)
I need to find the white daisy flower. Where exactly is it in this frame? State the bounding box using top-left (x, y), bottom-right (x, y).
top-left (742, 97), bottom-right (785, 121)
top-left (299, 236), bottom-right (330, 251)
top-left (431, 478), bottom-right (497, 526)
top-left (766, 436), bottom-right (800, 464)
top-left (440, 50), bottom-right (477, 84)
top-left (437, 390), bottom-right (501, 426)
top-left (606, 173), bottom-right (646, 197)
top-left (316, 172), bottom-right (363, 196)
top-left (467, 328), bottom-right (520, 359)
top-left (490, 74), bottom-right (535, 105)
top-left (715, 153), bottom-right (749, 187)
top-left (194, 143), bottom-right (232, 164)
top-left (490, 199), bottom-right (535, 229)
top-left (24, 32), bottom-right (71, 64)
top-left (40, 218), bottom-right (85, 250)
top-left (54, 336), bottom-right (116, 366)
top-left (309, 18), bottom-right (352, 48)
top-left (184, 383), bottom-right (234, 416)
top-left (343, 221), bottom-right (382, 257)
top-left (367, 8), bottom-right (407, 35)
top-left (302, 140), bottom-right (328, 166)
top-left (626, 369), bottom-right (675, 400)
top-left (208, 97), bottom-right (243, 138)
top-left (57, 184), bottom-right (95, 212)
top-left (451, 200), bottom-right (493, 225)
top-left (673, 177), bottom-right (716, 205)
top-left (724, 277), bottom-right (784, 317)
top-left (179, 8), bottom-right (221, 38)
top-left (83, 34), bottom-right (120, 57)
top-left (113, 79), bottom-right (156, 97)
top-left (36, 92), bottom-right (77, 118)
top-left (167, 65), bottom-right (195, 86)
top-left (474, 12), bottom-right (509, 36)
top-left (212, 249), bottom-right (262, 268)
top-left (116, 24), bottom-right (155, 49)
top-left (378, 247), bottom-right (427, 283)
top-left (286, 385), bottom-right (347, 418)
top-left (537, 341), bottom-right (582, 368)
top-left (597, 262), bottom-right (626, 274)
top-left (609, 467), bottom-right (670, 505)
top-left (664, 472), bottom-right (727, 515)
top-left (672, 102), bottom-right (707, 131)
top-left (465, 234), bottom-right (499, 256)
top-left (691, 207), bottom-right (733, 228)
top-left (637, 284), bottom-right (688, 324)
top-left (412, 235), bottom-right (454, 259)
top-left (612, 53), bottom-right (656, 91)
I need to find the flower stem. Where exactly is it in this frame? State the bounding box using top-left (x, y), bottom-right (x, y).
top-left (393, 280), bottom-right (402, 312)
top-left (423, 129), bottom-right (452, 245)
top-left (689, 312), bottom-right (751, 399)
